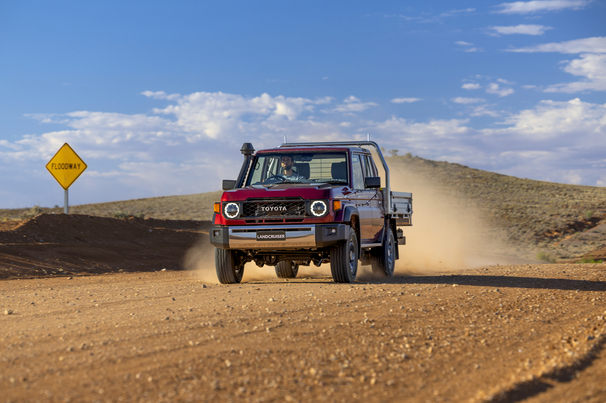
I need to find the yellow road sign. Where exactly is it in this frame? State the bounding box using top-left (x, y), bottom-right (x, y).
top-left (46, 143), bottom-right (87, 190)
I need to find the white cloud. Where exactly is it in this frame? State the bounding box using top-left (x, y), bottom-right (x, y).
top-left (439, 8), bottom-right (476, 17)
top-left (141, 91), bottom-right (180, 101)
top-left (462, 83), bottom-right (481, 90)
top-left (506, 38), bottom-right (606, 93)
top-left (372, 117), bottom-right (470, 141)
top-left (391, 98), bottom-right (422, 103)
top-left (455, 41), bottom-right (483, 52)
top-left (489, 24), bottom-right (552, 36)
top-left (0, 140), bottom-right (20, 150)
top-left (452, 98), bottom-right (500, 117)
top-left (393, 7), bottom-right (474, 23)
top-left (494, 0), bottom-right (591, 14)
top-left (470, 105), bottom-right (501, 117)
top-left (496, 98), bottom-right (606, 138)
top-left (546, 54), bottom-right (606, 92)
top-left (4, 90), bottom-right (606, 208)
top-left (506, 37), bottom-right (606, 54)
top-left (452, 97), bottom-right (486, 104)
top-left (153, 92), bottom-right (334, 139)
top-left (486, 83), bottom-right (515, 97)
top-left (332, 96), bottom-right (378, 113)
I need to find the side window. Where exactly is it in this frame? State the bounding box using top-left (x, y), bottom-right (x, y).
top-left (363, 155), bottom-right (375, 177)
top-left (351, 154), bottom-right (365, 190)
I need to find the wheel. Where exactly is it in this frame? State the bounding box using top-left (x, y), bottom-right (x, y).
top-left (275, 261), bottom-right (299, 278)
top-left (215, 248), bottom-right (245, 284)
top-left (330, 229), bottom-right (358, 283)
top-left (371, 226), bottom-right (395, 278)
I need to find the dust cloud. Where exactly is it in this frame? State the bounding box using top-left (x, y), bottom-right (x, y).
top-left (185, 162), bottom-right (511, 284)
top-left (390, 165), bottom-right (507, 275)
top-left (183, 236), bottom-right (319, 283)
top-left (183, 237), bottom-right (220, 284)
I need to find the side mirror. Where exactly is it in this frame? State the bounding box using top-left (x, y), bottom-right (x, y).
top-left (365, 177), bottom-right (381, 189)
top-left (222, 179), bottom-right (237, 190)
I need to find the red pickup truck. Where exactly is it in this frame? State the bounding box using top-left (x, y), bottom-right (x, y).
top-left (209, 141), bottom-right (412, 283)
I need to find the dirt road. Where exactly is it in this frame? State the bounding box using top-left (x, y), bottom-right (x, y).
top-left (1, 214), bottom-right (605, 402)
top-left (2, 264), bottom-right (605, 403)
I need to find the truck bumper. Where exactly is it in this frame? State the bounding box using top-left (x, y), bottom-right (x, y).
top-left (209, 224), bottom-right (350, 250)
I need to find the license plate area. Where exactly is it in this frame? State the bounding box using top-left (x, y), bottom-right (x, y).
top-left (256, 230), bottom-right (286, 241)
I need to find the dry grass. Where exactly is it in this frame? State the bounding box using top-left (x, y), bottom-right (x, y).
top-left (0, 191), bottom-right (223, 222)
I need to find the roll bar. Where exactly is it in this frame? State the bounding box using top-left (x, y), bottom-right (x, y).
top-left (278, 141), bottom-right (394, 215)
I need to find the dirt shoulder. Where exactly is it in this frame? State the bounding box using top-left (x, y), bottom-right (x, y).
top-left (0, 214), bottom-right (211, 279)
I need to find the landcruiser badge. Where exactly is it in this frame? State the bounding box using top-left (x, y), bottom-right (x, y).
top-left (257, 230), bottom-right (286, 241)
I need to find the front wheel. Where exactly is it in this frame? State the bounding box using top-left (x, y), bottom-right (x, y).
top-left (330, 229), bottom-right (358, 283)
top-left (275, 261), bottom-right (299, 278)
top-left (215, 248), bottom-right (245, 284)
top-left (371, 227), bottom-right (396, 278)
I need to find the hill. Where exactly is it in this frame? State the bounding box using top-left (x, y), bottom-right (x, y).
top-left (1, 156), bottom-right (605, 262)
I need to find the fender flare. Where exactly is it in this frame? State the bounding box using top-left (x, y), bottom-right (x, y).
top-left (338, 206), bottom-right (361, 253)
top-left (339, 205), bottom-right (359, 223)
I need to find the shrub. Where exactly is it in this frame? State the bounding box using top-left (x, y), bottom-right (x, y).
top-left (113, 211), bottom-right (145, 219)
top-left (21, 205), bottom-right (43, 220)
top-left (585, 211), bottom-right (594, 220)
top-left (536, 252), bottom-right (555, 263)
top-left (577, 257), bottom-right (603, 264)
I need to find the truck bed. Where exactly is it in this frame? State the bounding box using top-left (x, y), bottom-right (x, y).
top-left (391, 191), bottom-right (412, 226)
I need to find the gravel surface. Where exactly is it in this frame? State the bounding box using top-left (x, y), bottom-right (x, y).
top-left (1, 266), bottom-right (604, 403)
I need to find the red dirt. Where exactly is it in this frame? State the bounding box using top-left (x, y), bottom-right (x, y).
top-left (0, 214), bottom-right (211, 279)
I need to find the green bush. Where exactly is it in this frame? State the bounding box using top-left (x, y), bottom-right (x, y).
top-left (577, 257), bottom-right (603, 264)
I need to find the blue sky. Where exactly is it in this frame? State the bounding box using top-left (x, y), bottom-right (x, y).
top-left (1, 0), bottom-right (605, 208)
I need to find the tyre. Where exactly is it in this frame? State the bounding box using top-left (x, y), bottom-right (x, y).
top-left (371, 226), bottom-right (395, 278)
top-left (330, 229), bottom-right (358, 283)
top-left (215, 248), bottom-right (245, 284)
top-left (275, 261), bottom-right (299, 278)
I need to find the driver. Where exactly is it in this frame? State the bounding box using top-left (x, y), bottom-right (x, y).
top-left (278, 155), bottom-right (306, 180)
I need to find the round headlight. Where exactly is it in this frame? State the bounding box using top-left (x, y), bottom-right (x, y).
top-left (224, 202), bottom-right (240, 219)
top-left (310, 200), bottom-right (327, 217)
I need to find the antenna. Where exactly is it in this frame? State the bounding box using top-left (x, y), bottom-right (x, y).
top-left (367, 133), bottom-right (370, 141)
top-left (283, 135), bottom-right (288, 144)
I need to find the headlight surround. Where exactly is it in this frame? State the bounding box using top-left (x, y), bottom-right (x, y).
top-left (310, 200), bottom-right (328, 217)
top-left (223, 202), bottom-right (240, 219)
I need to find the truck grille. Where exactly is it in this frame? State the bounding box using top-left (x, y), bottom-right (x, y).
top-left (242, 198), bottom-right (306, 218)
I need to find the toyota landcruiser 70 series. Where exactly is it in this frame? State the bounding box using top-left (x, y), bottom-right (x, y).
top-left (209, 141), bottom-right (412, 284)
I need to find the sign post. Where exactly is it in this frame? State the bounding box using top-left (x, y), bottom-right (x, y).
top-left (46, 143), bottom-right (87, 214)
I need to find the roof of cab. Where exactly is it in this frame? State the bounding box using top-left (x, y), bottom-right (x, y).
top-left (257, 146), bottom-right (370, 154)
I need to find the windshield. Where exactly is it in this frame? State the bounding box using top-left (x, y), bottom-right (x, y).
top-left (246, 152), bottom-right (349, 186)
